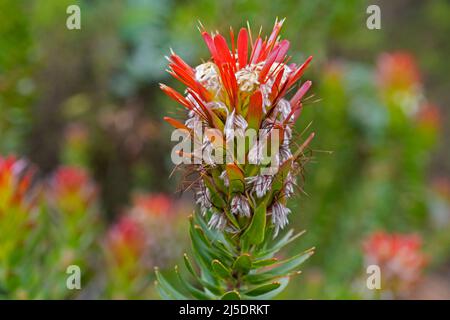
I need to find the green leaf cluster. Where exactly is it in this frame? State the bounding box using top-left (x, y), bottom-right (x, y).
top-left (155, 212), bottom-right (313, 300)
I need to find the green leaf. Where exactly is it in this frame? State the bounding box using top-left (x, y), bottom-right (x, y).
top-left (211, 259), bottom-right (231, 279)
top-left (155, 281), bottom-right (174, 300)
top-left (226, 163), bottom-right (245, 194)
top-left (243, 277), bottom-right (289, 300)
top-left (242, 201), bottom-right (267, 245)
top-left (267, 158), bottom-right (293, 202)
top-left (244, 249), bottom-right (314, 284)
top-left (194, 222), bottom-right (233, 264)
top-left (233, 254), bottom-right (252, 275)
top-left (190, 224), bottom-right (214, 263)
top-left (223, 208), bottom-right (240, 230)
top-left (265, 249), bottom-right (314, 276)
top-left (193, 212), bottom-right (237, 255)
top-left (203, 176), bottom-right (227, 209)
top-left (189, 218), bottom-right (233, 265)
top-left (175, 266), bottom-right (211, 300)
top-left (211, 168), bottom-right (226, 192)
top-left (154, 268), bottom-right (188, 300)
top-left (257, 229), bottom-right (306, 259)
top-left (221, 290), bottom-right (241, 300)
top-left (189, 224), bottom-right (223, 287)
top-left (252, 257), bottom-right (278, 268)
top-left (244, 282), bottom-right (281, 297)
top-left (206, 107), bottom-right (225, 131)
top-left (183, 254), bottom-right (223, 296)
top-left (194, 250), bottom-right (223, 291)
top-left (183, 253), bottom-right (197, 277)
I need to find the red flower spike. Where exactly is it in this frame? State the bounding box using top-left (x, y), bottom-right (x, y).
top-left (157, 20), bottom-right (317, 300)
top-left (201, 31), bottom-right (217, 60)
top-left (250, 37), bottom-right (263, 64)
top-left (237, 28), bottom-right (248, 69)
top-left (246, 90), bottom-right (263, 131)
top-left (282, 103), bottom-right (302, 126)
top-left (267, 18), bottom-right (285, 51)
top-left (257, 40), bottom-right (269, 63)
top-left (168, 54), bottom-right (211, 101)
top-left (169, 52), bottom-right (194, 75)
top-left (163, 117), bottom-right (190, 131)
top-left (259, 46), bottom-right (280, 83)
top-left (269, 66), bottom-right (286, 102)
top-left (275, 40), bottom-right (290, 63)
top-left (287, 56), bottom-right (313, 89)
top-left (214, 34), bottom-right (235, 70)
top-left (293, 103), bottom-right (303, 122)
top-left (162, 19), bottom-right (312, 143)
top-left (290, 80), bottom-right (312, 108)
top-left (159, 84), bottom-right (193, 111)
top-left (229, 27), bottom-right (236, 58)
top-left (186, 88), bottom-right (213, 123)
top-left (217, 63), bottom-right (238, 109)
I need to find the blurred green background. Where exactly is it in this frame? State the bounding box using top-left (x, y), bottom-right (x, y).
top-left (0, 0), bottom-right (449, 299)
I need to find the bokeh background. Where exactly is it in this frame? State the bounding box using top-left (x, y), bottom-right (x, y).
top-left (0, 0), bottom-right (449, 299)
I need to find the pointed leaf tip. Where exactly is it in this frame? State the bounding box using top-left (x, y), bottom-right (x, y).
top-left (221, 291), bottom-right (241, 300)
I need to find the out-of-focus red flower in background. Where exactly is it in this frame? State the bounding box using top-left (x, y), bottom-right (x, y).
top-left (118, 193), bottom-right (190, 267)
top-left (363, 231), bottom-right (428, 296)
top-left (374, 51), bottom-right (444, 136)
top-left (376, 52), bottom-right (421, 93)
top-left (132, 193), bottom-right (173, 217)
top-left (0, 155), bottom-right (35, 210)
top-left (103, 193), bottom-right (191, 298)
top-left (416, 103), bottom-right (441, 133)
top-left (0, 155), bottom-right (39, 265)
top-left (106, 215), bottom-right (146, 267)
top-left (48, 166), bottom-right (98, 214)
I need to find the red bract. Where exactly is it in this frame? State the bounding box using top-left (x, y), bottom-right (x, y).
top-left (161, 18), bottom-right (313, 131)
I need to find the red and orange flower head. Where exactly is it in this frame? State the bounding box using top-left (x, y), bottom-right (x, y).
top-left (0, 155), bottom-right (36, 214)
top-left (106, 215), bottom-right (147, 267)
top-left (376, 52), bottom-right (424, 117)
top-left (363, 231), bottom-right (428, 295)
top-left (132, 193), bottom-right (173, 217)
top-left (49, 166), bottom-right (98, 215)
top-left (0, 155), bottom-right (38, 261)
top-left (160, 19), bottom-right (315, 237)
top-left (104, 193), bottom-right (189, 284)
top-left (376, 52), bottom-right (421, 94)
top-left (128, 193), bottom-right (189, 265)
